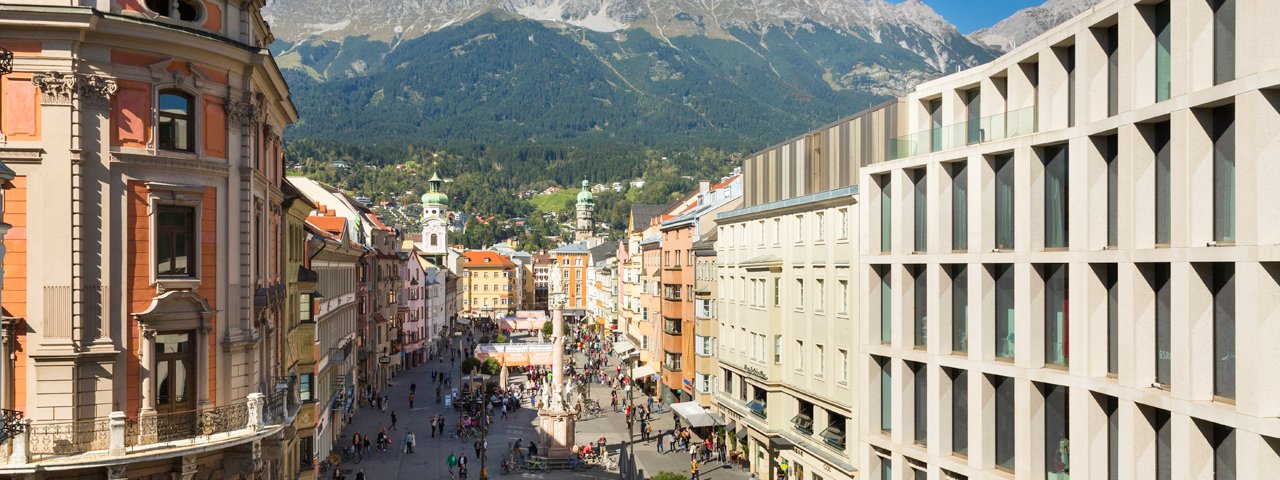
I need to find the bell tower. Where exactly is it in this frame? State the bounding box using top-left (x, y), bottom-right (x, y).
top-left (419, 173), bottom-right (449, 262)
top-left (575, 179), bottom-right (594, 242)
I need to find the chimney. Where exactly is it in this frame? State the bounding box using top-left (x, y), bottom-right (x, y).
top-left (699, 180), bottom-right (710, 197)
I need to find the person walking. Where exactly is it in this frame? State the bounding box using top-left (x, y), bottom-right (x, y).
top-left (409, 392), bottom-right (415, 409)
top-left (390, 411), bottom-right (398, 430)
top-left (473, 439), bottom-right (482, 460)
top-left (354, 469), bottom-right (365, 480)
top-left (447, 452), bottom-right (458, 476)
top-left (404, 431), bottom-right (416, 454)
top-left (690, 458), bottom-right (701, 480)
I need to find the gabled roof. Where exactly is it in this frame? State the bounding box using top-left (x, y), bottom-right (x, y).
top-left (550, 243), bottom-right (590, 254)
top-left (461, 251), bottom-right (516, 268)
top-left (629, 204), bottom-right (666, 233)
top-left (588, 241), bottom-right (619, 263)
top-left (307, 216), bottom-right (346, 239)
top-left (711, 174), bottom-right (740, 191)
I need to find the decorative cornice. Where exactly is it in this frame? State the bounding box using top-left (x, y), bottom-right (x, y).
top-left (225, 92), bottom-right (267, 127)
top-left (111, 152), bottom-right (230, 178)
top-left (30, 72), bottom-right (117, 106)
top-left (0, 148), bottom-right (44, 164)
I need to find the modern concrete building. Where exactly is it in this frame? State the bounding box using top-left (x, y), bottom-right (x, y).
top-left (0, 1), bottom-right (301, 477)
top-left (713, 93), bottom-right (898, 479)
top-left (858, 0), bottom-right (1280, 479)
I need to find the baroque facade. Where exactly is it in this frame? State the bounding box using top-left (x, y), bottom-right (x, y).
top-left (0, 0), bottom-right (301, 478)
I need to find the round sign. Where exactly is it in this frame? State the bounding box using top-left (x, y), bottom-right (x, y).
top-left (378, 356), bottom-right (391, 364)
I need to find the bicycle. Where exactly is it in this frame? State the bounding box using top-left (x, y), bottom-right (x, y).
top-left (341, 446), bottom-right (363, 464)
top-left (522, 458), bottom-right (548, 472)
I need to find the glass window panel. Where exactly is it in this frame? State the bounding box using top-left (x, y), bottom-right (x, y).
top-left (1212, 425), bottom-right (1236, 480)
top-left (1154, 409), bottom-right (1171, 480)
top-left (1103, 395), bottom-right (1119, 480)
top-left (951, 369), bottom-right (968, 456)
top-left (951, 265), bottom-right (968, 353)
top-left (1044, 264), bottom-right (1069, 367)
top-left (912, 362), bottom-right (927, 444)
top-left (995, 375), bottom-right (1015, 470)
top-left (880, 176), bottom-right (892, 253)
top-left (1044, 384), bottom-right (1070, 478)
top-left (1153, 264), bottom-right (1172, 385)
top-left (1065, 45), bottom-right (1076, 128)
top-left (951, 162), bottom-right (968, 251)
top-left (995, 265), bottom-right (1016, 360)
top-left (966, 89), bottom-right (982, 144)
top-left (1212, 0), bottom-right (1236, 85)
top-left (1154, 2), bottom-right (1171, 102)
top-left (1106, 25), bottom-right (1119, 116)
top-left (174, 359), bottom-right (189, 403)
top-left (995, 155), bottom-right (1016, 250)
top-left (1044, 145), bottom-right (1069, 249)
top-left (1104, 135), bottom-right (1119, 247)
top-left (1212, 263), bottom-right (1235, 399)
top-left (880, 266), bottom-right (892, 345)
top-left (1154, 123), bottom-right (1172, 244)
top-left (879, 357), bottom-right (891, 432)
top-left (1213, 105), bottom-right (1235, 243)
top-left (913, 265), bottom-right (927, 348)
top-left (156, 361), bottom-right (171, 406)
top-left (914, 169), bottom-right (927, 252)
top-left (930, 99), bottom-right (943, 152)
top-left (1105, 264), bottom-right (1119, 375)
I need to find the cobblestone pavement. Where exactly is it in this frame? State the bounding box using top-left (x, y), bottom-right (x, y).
top-left (330, 332), bottom-right (750, 480)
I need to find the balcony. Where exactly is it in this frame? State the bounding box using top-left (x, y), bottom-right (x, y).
top-left (889, 106), bottom-right (1037, 160)
top-left (663, 318), bottom-right (683, 336)
top-left (0, 384), bottom-right (298, 471)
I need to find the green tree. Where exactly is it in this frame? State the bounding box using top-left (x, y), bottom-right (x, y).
top-left (542, 320), bottom-right (553, 336)
top-left (480, 357), bottom-right (502, 376)
top-left (460, 357), bottom-right (482, 375)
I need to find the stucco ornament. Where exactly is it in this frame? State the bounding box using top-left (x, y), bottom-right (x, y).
top-left (78, 74), bottom-right (118, 106)
top-left (32, 71), bottom-right (77, 104)
top-left (225, 92), bottom-right (267, 127)
top-left (30, 72), bottom-right (117, 105)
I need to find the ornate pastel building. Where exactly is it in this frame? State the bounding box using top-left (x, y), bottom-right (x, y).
top-left (0, 0), bottom-right (300, 478)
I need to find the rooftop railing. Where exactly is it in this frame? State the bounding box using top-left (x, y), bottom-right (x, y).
top-left (889, 106), bottom-right (1038, 160)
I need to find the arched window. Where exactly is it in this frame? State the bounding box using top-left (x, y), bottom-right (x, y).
top-left (145, 0), bottom-right (204, 22)
top-left (158, 91), bottom-right (195, 152)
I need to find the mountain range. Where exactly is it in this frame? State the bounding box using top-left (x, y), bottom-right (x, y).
top-left (265, 0), bottom-right (1090, 184)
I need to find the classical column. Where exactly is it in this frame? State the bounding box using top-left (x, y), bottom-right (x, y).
top-left (139, 327), bottom-right (156, 414)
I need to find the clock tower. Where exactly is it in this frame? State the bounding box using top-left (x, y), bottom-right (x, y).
top-left (419, 172), bottom-right (449, 262)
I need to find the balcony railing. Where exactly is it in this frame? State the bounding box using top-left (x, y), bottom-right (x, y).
top-left (889, 106), bottom-right (1038, 160)
top-left (6, 386), bottom-right (296, 466)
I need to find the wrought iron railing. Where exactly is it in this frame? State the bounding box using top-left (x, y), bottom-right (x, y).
top-left (0, 408), bottom-right (24, 444)
top-left (28, 418), bottom-right (110, 459)
top-left (124, 401), bottom-right (250, 446)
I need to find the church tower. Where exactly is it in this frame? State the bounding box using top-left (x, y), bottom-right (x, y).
top-left (575, 179), bottom-right (595, 242)
top-left (420, 173), bottom-right (449, 261)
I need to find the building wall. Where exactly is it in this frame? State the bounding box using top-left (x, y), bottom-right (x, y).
top-left (461, 266), bottom-right (515, 316)
top-left (660, 225), bottom-right (695, 401)
top-left (716, 196), bottom-right (860, 480)
top-left (859, 0), bottom-right (1280, 478)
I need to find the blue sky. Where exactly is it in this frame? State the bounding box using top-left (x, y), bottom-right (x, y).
top-left (909, 0), bottom-right (1047, 34)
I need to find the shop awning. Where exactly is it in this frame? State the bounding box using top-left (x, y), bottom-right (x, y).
top-left (671, 401), bottom-right (719, 428)
top-left (631, 365), bottom-right (657, 379)
top-left (612, 341), bottom-right (636, 355)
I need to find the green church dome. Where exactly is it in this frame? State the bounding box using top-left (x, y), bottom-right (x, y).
top-left (576, 179), bottom-right (594, 205)
top-left (422, 173), bottom-right (448, 205)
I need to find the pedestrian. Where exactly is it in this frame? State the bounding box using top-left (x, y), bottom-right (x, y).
top-left (411, 382), bottom-right (417, 393)
top-left (409, 393), bottom-right (415, 409)
top-left (404, 431), bottom-right (416, 453)
top-left (354, 469), bottom-right (365, 480)
top-left (691, 458), bottom-right (700, 480)
top-left (447, 452), bottom-right (458, 475)
top-left (656, 430), bottom-right (664, 453)
top-left (363, 435), bottom-right (372, 455)
top-left (473, 439), bottom-right (482, 460)
top-left (390, 411), bottom-right (398, 430)
top-left (501, 402), bottom-right (508, 419)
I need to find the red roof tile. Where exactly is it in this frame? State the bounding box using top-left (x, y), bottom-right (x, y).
top-left (461, 251), bottom-right (516, 268)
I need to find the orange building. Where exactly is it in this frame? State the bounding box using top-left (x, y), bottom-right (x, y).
top-left (548, 243), bottom-right (590, 317)
top-left (0, 1), bottom-right (302, 478)
top-left (459, 251), bottom-right (517, 319)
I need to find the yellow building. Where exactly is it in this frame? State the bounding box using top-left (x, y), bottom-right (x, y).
top-left (460, 251), bottom-right (517, 319)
